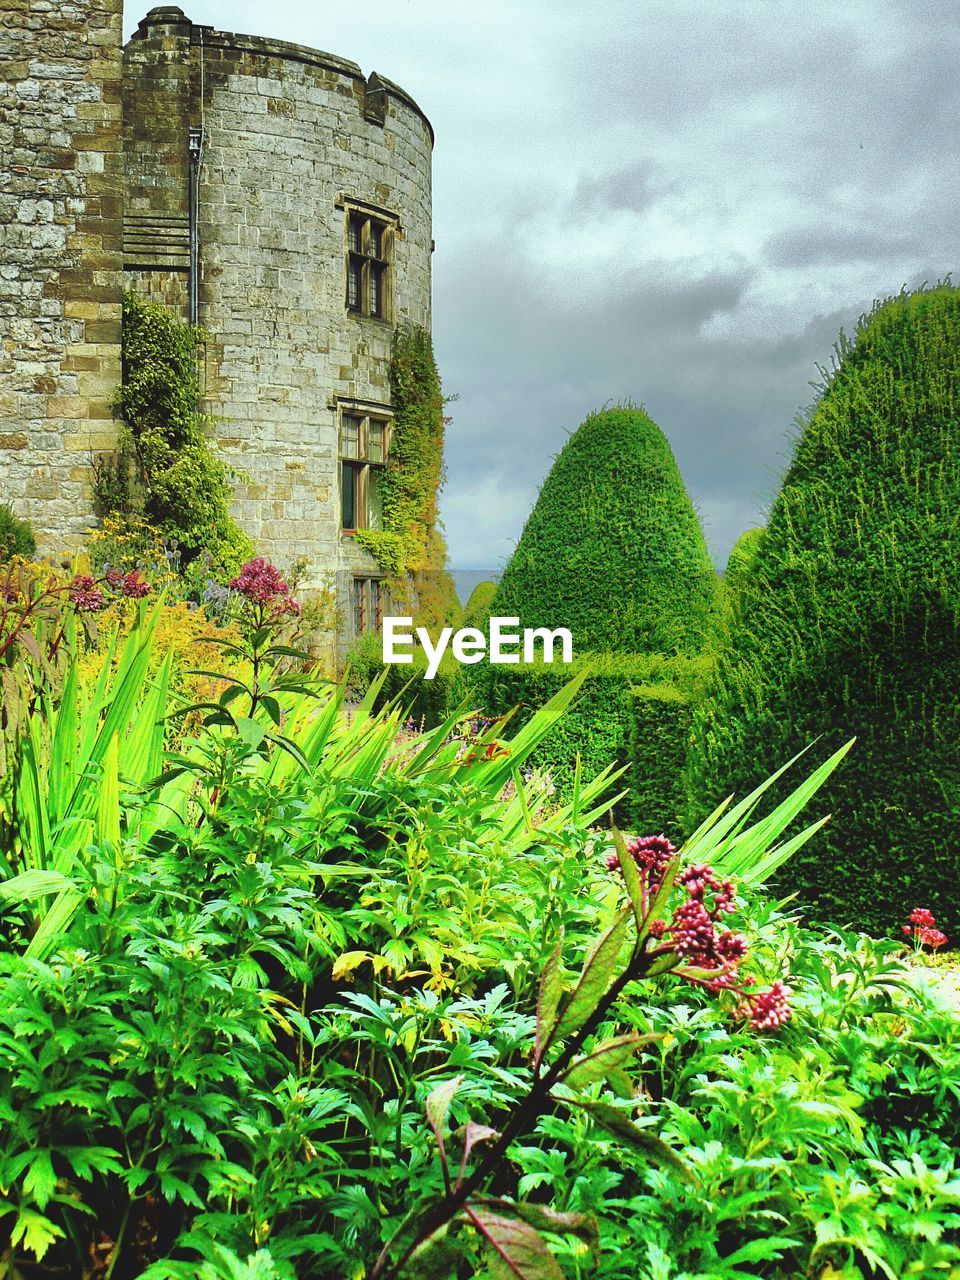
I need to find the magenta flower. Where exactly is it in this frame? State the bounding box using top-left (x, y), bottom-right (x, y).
top-left (68, 574), bottom-right (106, 613)
top-left (739, 980), bottom-right (791, 1032)
top-left (120, 570), bottom-right (151, 598)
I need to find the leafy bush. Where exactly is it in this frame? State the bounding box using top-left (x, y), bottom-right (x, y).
top-left (690, 284), bottom-right (960, 931)
top-left (96, 293), bottom-right (252, 580)
top-left (345, 630), bottom-right (468, 724)
top-left (479, 652), bottom-right (711, 835)
top-left (489, 406), bottom-right (719, 654)
top-left (461, 579), bottom-right (497, 629)
top-left (0, 504), bottom-right (36, 562)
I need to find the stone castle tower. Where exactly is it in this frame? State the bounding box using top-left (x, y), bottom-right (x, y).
top-left (1, 2), bottom-right (433, 628)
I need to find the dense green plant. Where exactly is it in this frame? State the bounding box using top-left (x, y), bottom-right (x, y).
top-left (690, 284), bottom-right (960, 931)
top-left (479, 652), bottom-right (712, 836)
top-left (0, 504), bottom-right (36, 562)
top-left (356, 325), bottom-right (458, 628)
top-left (96, 293), bottom-right (251, 580)
top-left (489, 407), bottom-right (718, 654)
top-left (345, 630), bottom-right (468, 725)
top-left (461, 580), bottom-right (497, 630)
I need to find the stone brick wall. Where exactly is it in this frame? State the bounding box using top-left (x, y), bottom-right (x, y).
top-left (0, 0), bottom-right (123, 551)
top-left (122, 8), bottom-right (434, 592)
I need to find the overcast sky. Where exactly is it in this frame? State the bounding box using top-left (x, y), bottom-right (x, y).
top-left (123, 1), bottom-right (960, 574)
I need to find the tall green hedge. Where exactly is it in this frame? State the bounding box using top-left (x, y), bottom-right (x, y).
top-left (479, 653), bottom-right (710, 837)
top-left (489, 407), bottom-right (718, 654)
top-left (689, 285), bottom-right (960, 932)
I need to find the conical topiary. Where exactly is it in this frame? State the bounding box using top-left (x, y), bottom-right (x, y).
top-left (690, 284), bottom-right (960, 932)
top-left (489, 407), bottom-right (717, 654)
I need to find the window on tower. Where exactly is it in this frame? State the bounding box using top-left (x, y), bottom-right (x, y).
top-left (346, 208), bottom-right (391, 319)
top-left (339, 407), bottom-right (392, 532)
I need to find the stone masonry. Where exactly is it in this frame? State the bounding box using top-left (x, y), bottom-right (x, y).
top-left (0, 0), bottom-right (124, 548)
top-left (2, 3), bottom-right (434, 618)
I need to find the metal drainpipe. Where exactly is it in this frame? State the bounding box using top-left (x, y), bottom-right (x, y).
top-left (188, 127), bottom-right (204, 326)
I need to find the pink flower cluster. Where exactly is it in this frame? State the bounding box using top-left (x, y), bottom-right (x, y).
top-left (605, 833), bottom-right (675, 882)
top-left (902, 907), bottom-right (948, 951)
top-left (229, 558), bottom-right (301, 616)
top-left (738, 979), bottom-right (792, 1032)
top-left (68, 569), bottom-right (151, 613)
top-left (606, 834), bottom-right (791, 1033)
top-left (67, 574), bottom-right (106, 613)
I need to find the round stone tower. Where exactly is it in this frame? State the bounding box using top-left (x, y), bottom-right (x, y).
top-left (122, 7), bottom-right (434, 592)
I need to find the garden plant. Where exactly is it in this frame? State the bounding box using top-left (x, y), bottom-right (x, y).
top-left (0, 559), bottom-right (957, 1279)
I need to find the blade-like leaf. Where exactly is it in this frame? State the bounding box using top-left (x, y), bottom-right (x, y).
top-left (466, 1208), bottom-right (564, 1280)
top-left (560, 1033), bottom-right (660, 1092)
top-left (553, 908), bottom-right (632, 1043)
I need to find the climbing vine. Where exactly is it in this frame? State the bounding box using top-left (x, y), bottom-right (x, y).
top-left (94, 293), bottom-right (251, 580)
top-left (356, 324), bottom-right (456, 623)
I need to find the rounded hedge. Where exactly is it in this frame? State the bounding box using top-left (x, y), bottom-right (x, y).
top-left (690, 285), bottom-right (960, 932)
top-left (489, 407), bottom-right (717, 654)
top-left (461, 580), bottom-right (497, 630)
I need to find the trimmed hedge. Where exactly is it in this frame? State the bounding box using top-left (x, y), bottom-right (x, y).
top-left (461, 580), bottom-right (498, 630)
top-left (478, 653), bottom-right (711, 838)
top-left (489, 407), bottom-right (718, 654)
top-left (690, 285), bottom-right (960, 932)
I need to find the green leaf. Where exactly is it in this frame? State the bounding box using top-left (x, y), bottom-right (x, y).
top-left (563, 1100), bottom-right (696, 1183)
top-left (426, 1075), bottom-right (462, 1159)
top-left (22, 1148), bottom-right (57, 1211)
top-left (236, 717), bottom-right (268, 749)
top-left (534, 935), bottom-right (564, 1067)
top-left (611, 827), bottom-right (644, 926)
top-left (560, 1033), bottom-right (660, 1092)
top-left (0, 869), bottom-right (76, 902)
top-left (9, 1208), bottom-right (65, 1262)
top-left (466, 1208), bottom-right (564, 1280)
top-left (553, 908), bottom-right (632, 1042)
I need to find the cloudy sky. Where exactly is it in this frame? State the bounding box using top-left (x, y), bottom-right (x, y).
top-left (123, 0), bottom-right (960, 575)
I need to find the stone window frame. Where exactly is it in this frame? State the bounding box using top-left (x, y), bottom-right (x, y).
top-left (338, 401), bottom-right (393, 534)
top-left (353, 576), bottom-right (386, 636)
top-left (338, 195), bottom-right (401, 322)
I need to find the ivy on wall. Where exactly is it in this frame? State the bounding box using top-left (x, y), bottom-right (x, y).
top-left (94, 293), bottom-right (251, 580)
top-left (356, 324), bottom-right (457, 625)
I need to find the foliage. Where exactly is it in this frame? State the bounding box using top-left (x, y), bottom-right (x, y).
top-left (489, 406), bottom-right (719, 654)
top-left (0, 582), bottom-right (958, 1280)
top-left (461, 579), bottom-right (498, 630)
top-left (0, 505), bottom-right (36, 563)
top-left (690, 283), bottom-right (960, 931)
top-left (0, 601), bottom-right (863, 1277)
top-left (478, 652), bottom-right (713, 836)
top-left (96, 293), bottom-right (252, 580)
top-left (345, 630), bottom-right (468, 725)
top-left (355, 325), bottom-right (458, 629)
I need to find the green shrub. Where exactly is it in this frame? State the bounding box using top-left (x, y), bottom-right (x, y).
top-left (461, 579), bottom-right (497, 629)
top-left (97, 293), bottom-right (251, 580)
top-left (690, 284), bottom-right (960, 931)
top-left (478, 652), bottom-right (711, 833)
top-left (489, 406), bottom-right (718, 654)
top-left (0, 505), bottom-right (36, 562)
top-left (627, 681), bottom-right (694, 841)
top-left (345, 630), bottom-right (467, 725)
